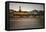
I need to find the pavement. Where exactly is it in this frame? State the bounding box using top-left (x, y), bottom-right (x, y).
top-left (9, 16), bottom-right (43, 29)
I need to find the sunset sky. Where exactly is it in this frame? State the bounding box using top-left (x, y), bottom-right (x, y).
top-left (9, 3), bottom-right (44, 11)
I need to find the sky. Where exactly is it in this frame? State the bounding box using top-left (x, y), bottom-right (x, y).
top-left (9, 3), bottom-right (44, 11)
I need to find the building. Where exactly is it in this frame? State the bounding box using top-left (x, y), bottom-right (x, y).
top-left (29, 9), bottom-right (39, 16)
top-left (13, 6), bottom-right (28, 16)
